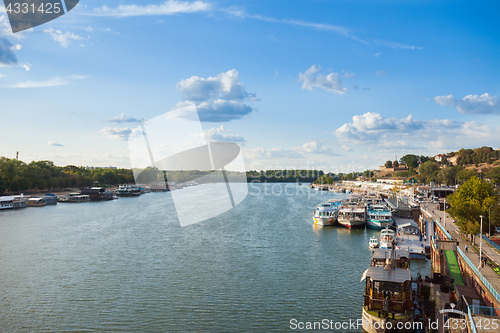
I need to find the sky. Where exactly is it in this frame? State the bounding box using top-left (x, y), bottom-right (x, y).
top-left (0, 0), bottom-right (499, 173)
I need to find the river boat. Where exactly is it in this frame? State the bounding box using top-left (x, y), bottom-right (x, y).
top-left (366, 203), bottom-right (394, 230)
top-left (337, 196), bottom-right (366, 228)
top-left (27, 198), bottom-right (47, 207)
top-left (0, 196), bottom-right (14, 210)
top-left (369, 236), bottom-right (379, 249)
top-left (379, 227), bottom-right (396, 249)
top-left (58, 193), bottom-right (91, 203)
top-left (313, 199), bottom-right (342, 226)
top-left (41, 194), bottom-right (58, 205)
top-left (361, 249), bottom-right (413, 333)
top-left (117, 184), bottom-right (142, 197)
top-left (80, 187), bottom-right (114, 201)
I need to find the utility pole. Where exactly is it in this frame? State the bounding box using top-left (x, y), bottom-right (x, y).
top-left (479, 215), bottom-right (484, 271)
top-left (444, 197), bottom-right (446, 227)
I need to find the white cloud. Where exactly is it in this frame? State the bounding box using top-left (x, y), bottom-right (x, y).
top-left (106, 112), bottom-right (143, 123)
top-left (93, 0), bottom-right (211, 17)
top-left (48, 141), bottom-right (64, 147)
top-left (171, 69), bottom-right (256, 122)
top-left (336, 112), bottom-right (423, 143)
top-left (294, 141), bottom-right (337, 155)
top-left (201, 125), bottom-right (245, 144)
top-left (335, 112), bottom-right (498, 153)
top-left (245, 147), bottom-right (303, 160)
top-left (177, 69), bottom-right (255, 102)
top-left (100, 127), bottom-right (142, 141)
top-left (4, 75), bottom-right (87, 88)
top-left (44, 28), bottom-right (83, 48)
top-left (299, 65), bottom-right (347, 94)
top-left (434, 93), bottom-right (500, 114)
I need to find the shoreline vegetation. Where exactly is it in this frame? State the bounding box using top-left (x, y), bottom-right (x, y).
top-left (1, 146), bottom-right (499, 195)
top-left (0, 156), bottom-right (324, 195)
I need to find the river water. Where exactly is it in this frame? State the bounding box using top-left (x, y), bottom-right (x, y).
top-left (0, 183), bottom-right (428, 332)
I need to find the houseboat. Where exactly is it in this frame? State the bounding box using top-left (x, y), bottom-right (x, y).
top-left (116, 184), bottom-right (142, 197)
top-left (0, 196), bottom-right (14, 210)
top-left (361, 249), bottom-right (413, 333)
top-left (58, 193), bottom-right (90, 203)
top-left (41, 194), bottom-right (58, 205)
top-left (80, 187), bottom-right (114, 201)
top-left (27, 198), bottom-right (47, 207)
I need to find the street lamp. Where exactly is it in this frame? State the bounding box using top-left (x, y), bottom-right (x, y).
top-left (489, 205), bottom-right (492, 237)
top-left (479, 215), bottom-right (484, 271)
top-left (444, 197), bottom-right (446, 227)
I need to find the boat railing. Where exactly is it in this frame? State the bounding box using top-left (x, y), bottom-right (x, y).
top-left (370, 290), bottom-right (410, 302)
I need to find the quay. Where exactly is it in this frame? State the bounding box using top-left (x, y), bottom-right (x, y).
top-left (327, 180), bottom-right (500, 332)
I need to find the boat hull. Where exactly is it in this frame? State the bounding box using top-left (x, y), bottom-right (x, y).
top-left (362, 307), bottom-right (413, 333)
top-left (338, 218), bottom-right (366, 228)
top-left (313, 216), bottom-right (336, 226)
top-left (366, 220), bottom-right (393, 230)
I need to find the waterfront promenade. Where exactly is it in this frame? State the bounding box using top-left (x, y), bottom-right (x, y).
top-left (421, 200), bottom-right (500, 308)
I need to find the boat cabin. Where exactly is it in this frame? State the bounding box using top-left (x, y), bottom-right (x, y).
top-left (363, 266), bottom-right (413, 318)
top-left (371, 249), bottom-right (409, 269)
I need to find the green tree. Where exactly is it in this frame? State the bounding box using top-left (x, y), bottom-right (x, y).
top-left (486, 167), bottom-right (500, 186)
top-left (447, 176), bottom-right (498, 242)
top-left (456, 169), bottom-right (477, 184)
top-left (0, 175), bottom-right (6, 195)
top-left (438, 167), bottom-right (457, 186)
top-left (385, 160), bottom-right (393, 168)
top-left (393, 160), bottom-right (399, 168)
top-left (400, 154), bottom-right (420, 169)
top-left (418, 160), bottom-right (440, 184)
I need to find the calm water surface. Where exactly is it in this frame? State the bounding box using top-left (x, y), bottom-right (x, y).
top-left (0, 184), bottom-right (428, 332)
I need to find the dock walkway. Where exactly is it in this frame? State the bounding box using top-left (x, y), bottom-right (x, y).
top-left (421, 201), bottom-right (500, 307)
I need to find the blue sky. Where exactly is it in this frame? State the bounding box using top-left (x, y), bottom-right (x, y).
top-left (1, 0), bottom-right (499, 172)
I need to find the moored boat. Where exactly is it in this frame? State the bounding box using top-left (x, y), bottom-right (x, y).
top-left (361, 249), bottom-right (413, 333)
top-left (117, 184), bottom-right (142, 197)
top-left (338, 197), bottom-right (366, 228)
top-left (366, 203), bottom-right (394, 230)
top-left (0, 196), bottom-right (14, 210)
top-left (379, 227), bottom-right (396, 249)
top-left (313, 199), bottom-right (342, 226)
top-left (27, 198), bottom-right (47, 207)
top-left (369, 236), bottom-right (379, 249)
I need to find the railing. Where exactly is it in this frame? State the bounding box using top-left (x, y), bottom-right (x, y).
top-left (457, 247), bottom-right (500, 305)
top-left (468, 305), bottom-right (479, 333)
top-left (434, 219), bottom-right (452, 240)
top-left (483, 235), bottom-right (500, 253)
top-left (468, 305), bottom-right (500, 317)
top-left (468, 305), bottom-right (500, 333)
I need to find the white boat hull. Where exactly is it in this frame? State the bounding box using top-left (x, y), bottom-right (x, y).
top-left (338, 218), bottom-right (366, 228)
top-left (313, 216), bottom-right (336, 226)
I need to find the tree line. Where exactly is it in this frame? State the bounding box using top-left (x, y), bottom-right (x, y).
top-left (0, 157), bottom-right (134, 194)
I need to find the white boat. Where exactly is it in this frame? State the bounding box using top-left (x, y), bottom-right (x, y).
top-left (366, 203), bottom-right (394, 230)
top-left (27, 198), bottom-right (47, 207)
top-left (369, 236), bottom-right (379, 248)
top-left (337, 206), bottom-right (366, 228)
top-left (0, 196), bottom-right (14, 210)
top-left (313, 199), bottom-right (341, 226)
top-left (117, 184), bottom-right (142, 196)
top-left (379, 227), bottom-right (396, 249)
top-left (337, 196), bottom-right (366, 228)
